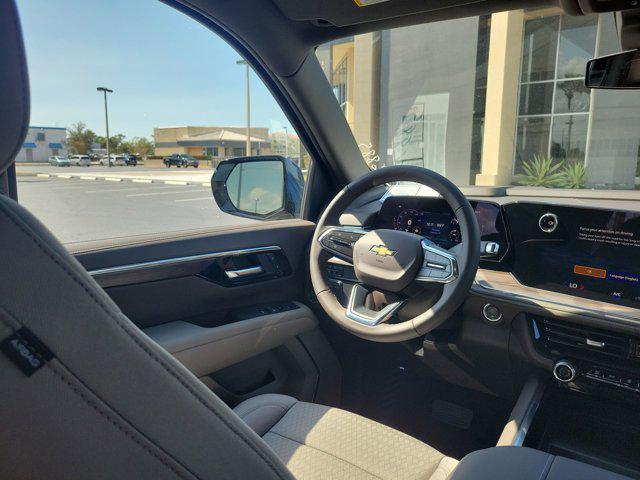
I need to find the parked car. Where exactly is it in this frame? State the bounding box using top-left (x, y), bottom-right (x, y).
top-left (99, 154), bottom-right (127, 166)
top-left (124, 154), bottom-right (138, 166)
top-left (163, 153), bottom-right (199, 168)
top-left (48, 155), bottom-right (70, 167)
top-left (112, 155), bottom-right (128, 166)
top-left (98, 155), bottom-right (111, 166)
top-left (69, 154), bottom-right (91, 167)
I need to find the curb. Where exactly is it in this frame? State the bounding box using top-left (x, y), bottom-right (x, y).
top-left (20, 171), bottom-right (210, 187)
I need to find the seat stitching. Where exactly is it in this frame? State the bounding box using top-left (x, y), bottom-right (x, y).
top-left (0, 309), bottom-right (200, 480)
top-left (0, 200), bottom-right (290, 480)
top-left (237, 403), bottom-right (290, 421)
top-left (267, 430), bottom-right (385, 480)
top-left (47, 362), bottom-right (198, 480)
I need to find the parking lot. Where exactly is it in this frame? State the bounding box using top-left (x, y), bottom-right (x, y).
top-left (16, 166), bottom-right (256, 245)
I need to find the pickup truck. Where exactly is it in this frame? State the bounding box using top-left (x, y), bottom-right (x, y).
top-left (162, 153), bottom-right (199, 168)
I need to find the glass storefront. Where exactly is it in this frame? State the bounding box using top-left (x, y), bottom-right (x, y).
top-left (515, 14), bottom-right (596, 174)
top-left (318, 9), bottom-right (640, 189)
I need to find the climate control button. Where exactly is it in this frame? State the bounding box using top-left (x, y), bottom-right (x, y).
top-left (553, 360), bottom-right (576, 383)
top-left (539, 212), bottom-right (559, 233)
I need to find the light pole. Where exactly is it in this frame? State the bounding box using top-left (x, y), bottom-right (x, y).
top-left (97, 87), bottom-right (113, 167)
top-left (236, 60), bottom-right (251, 157)
top-left (283, 126), bottom-right (289, 158)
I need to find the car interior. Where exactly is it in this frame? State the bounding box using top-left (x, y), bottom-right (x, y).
top-left (2, 0), bottom-right (640, 479)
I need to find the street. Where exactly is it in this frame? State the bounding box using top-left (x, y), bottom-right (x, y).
top-left (17, 166), bottom-right (256, 245)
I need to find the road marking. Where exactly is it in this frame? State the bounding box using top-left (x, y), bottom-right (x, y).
top-left (132, 179), bottom-right (153, 183)
top-left (57, 174), bottom-right (72, 179)
top-left (174, 196), bottom-right (212, 202)
top-left (127, 189), bottom-right (209, 197)
top-left (105, 177), bottom-right (122, 182)
top-left (80, 176), bottom-right (96, 180)
top-left (84, 185), bottom-right (193, 193)
top-left (201, 182), bottom-right (210, 187)
top-left (36, 174), bottom-right (50, 178)
top-left (164, 180), bottom-right (188, 186)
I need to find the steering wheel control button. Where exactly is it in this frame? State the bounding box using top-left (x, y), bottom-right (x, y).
top-left (319, 227), bottom-right (367, 260)
top-left (416, 240), bottom-right (458, 284)
top-left (553, 360), bottom-right (576, 383)
top-left (539, 212), bottom-right (559, 233)
top-left (482, 303), bottom-right (502, 322)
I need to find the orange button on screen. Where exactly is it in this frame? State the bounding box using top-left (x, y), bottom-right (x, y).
top-left (574, 265), bottom-right (607, 279)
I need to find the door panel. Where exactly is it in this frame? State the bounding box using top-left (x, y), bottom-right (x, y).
top-left (75, 220), bottom-right (314, 327)
top-left (144, 302), bottom-right (316, 377)
top-left (72, 220), bottom-right (342, 405)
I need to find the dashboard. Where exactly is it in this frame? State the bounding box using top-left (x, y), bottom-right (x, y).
top-left (373, 195), bottom-right (640, 310)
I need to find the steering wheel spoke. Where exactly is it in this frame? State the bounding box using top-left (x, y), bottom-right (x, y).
top-left (415, 240), bottom-right (459, 284)
top-left (346, 283), bottom-right (406, 326)
top-left (318, 226), bottom-right (367, 262)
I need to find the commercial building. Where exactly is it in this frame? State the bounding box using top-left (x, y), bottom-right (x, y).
top-left (15, 126), bottom-right (67, 163)
top-left (154, 126), bottom-right (271, 159)
top-left (317, 9), bottom-right (640, 188)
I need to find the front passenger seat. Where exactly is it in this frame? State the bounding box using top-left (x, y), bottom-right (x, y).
top-left (0, 1), bottom-right (456, 479)
top-left (234, 394), bottom-right (457, 479)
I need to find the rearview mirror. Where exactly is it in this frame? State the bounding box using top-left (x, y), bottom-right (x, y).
top-left (585, 49), bottom-right (640, 89)
top-left (211, 156), bottom-right (304, 220)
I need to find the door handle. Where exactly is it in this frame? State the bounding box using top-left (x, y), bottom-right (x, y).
top-left (225, 265), bottom-right (264, 279)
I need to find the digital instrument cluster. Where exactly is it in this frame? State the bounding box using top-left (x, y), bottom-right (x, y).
top-left (374, 196), bottom-right (507, 253)
top-left (392, 209), bottom-right (461, 247)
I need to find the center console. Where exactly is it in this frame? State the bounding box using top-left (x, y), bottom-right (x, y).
top-left (513, 315), bottom-right (640, 477)
top-left (529, 314), bottom-right (640, 397)
top-left (450, 446), bottom-right (632, 480)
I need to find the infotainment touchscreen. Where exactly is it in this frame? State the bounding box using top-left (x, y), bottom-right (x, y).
top-left (505, 203), bottom-right (640, 308)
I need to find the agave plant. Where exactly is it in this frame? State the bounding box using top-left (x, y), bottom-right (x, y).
top-left (557, 161), bottom-right (587, 189)
top-left (515, 155), bottom-right (563, 187)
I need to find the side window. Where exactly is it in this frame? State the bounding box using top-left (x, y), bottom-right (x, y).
top-left (15, 0), bottom-right (311, 245)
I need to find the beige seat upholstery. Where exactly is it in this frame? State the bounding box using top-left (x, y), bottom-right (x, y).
top-left (235, 394), bottom-right (458, 480)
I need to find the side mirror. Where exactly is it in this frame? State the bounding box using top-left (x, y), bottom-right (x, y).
top-left (585, 49), bottom-right (640, 89)
top-left (211, 155), bottom-right (304, 220)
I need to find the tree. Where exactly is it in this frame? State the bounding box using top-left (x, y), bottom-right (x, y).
top-left (132, 137), bottom-right (154, 158)
top-left (69, 122), bottom-right (154, 158)
top-left (118, 140), bottom-right (135, 154)
top-left (67, 121), bottom-right (98, 154)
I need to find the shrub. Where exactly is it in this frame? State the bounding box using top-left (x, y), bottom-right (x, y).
top-left (515, 155), bottom-right (563, 187)
top-left (557, 161), bottom-right (587, 189)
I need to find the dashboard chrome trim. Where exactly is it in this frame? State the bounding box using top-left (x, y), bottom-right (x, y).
top-left (472, 269), bottom-right (640, 326)
top-left (89, 245), bottom-right (282, 278)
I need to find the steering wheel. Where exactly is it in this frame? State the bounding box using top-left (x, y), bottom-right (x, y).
top-left (310, 165), bottom-right (480, 342)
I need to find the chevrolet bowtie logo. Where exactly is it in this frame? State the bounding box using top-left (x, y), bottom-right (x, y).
top-left (370, 245), bottom-right (396, 257)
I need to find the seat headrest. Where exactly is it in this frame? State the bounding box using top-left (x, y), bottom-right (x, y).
top-left (0, 0), bottom-right (30, 175)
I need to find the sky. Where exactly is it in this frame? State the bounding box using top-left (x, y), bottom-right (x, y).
top-left (16, 0), bottom-right (293, 140)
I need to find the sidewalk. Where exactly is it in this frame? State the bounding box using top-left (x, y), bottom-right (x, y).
top-left (17, 167), bottom-right (214, 187)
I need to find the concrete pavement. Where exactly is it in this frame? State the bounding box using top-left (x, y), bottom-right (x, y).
top-left (17, 172), bottom-right (255, 245)
top-left (16, 165), bottom-right (214, 186)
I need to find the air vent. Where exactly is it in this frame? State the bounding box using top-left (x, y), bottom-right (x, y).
top-left (531, 317), bottom-right (638, 362)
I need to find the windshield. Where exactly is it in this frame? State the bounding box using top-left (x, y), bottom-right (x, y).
top-left (318, 10), bottom-right (640, 191)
